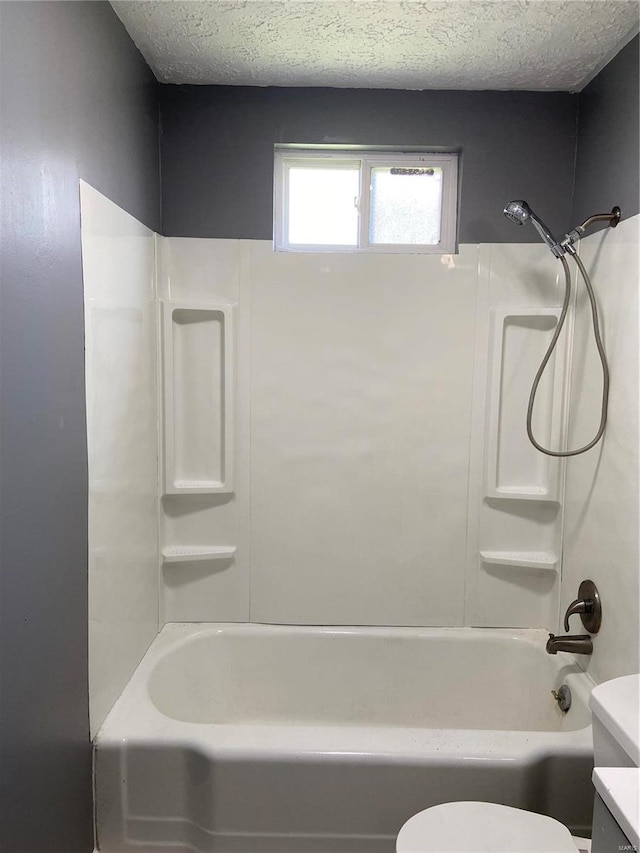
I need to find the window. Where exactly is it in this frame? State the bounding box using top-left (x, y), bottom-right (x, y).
top-left (274, 149), bottom-right (458, 253)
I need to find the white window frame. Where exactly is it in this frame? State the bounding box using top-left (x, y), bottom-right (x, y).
top-left (274, 149), bottom-right (458, 254)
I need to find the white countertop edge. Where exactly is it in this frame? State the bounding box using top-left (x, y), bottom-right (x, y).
top-left (592, 767), bottom-right (639, 848)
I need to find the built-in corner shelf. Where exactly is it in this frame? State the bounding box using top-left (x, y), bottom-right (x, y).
top-left (480, 550), bottom-right (558, 572)
top-left (162, 301), bottom-right (235, 496)
top-left (162, 545), bottom-right (237, 564)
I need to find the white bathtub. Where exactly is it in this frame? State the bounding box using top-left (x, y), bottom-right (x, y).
top-left (95, 624), bottom-right (596, 853)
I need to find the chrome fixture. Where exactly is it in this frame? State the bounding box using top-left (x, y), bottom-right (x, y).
top-left (560, 206), bottom-right (621, 254)
top-left (546, 580), bottom-right (601, 657)
top-left (502, 201), bottom-right (621, 457)
top-left (502, 200), bottom-right (564, 258)
top-left (502, 201), bottom-right (621, 259)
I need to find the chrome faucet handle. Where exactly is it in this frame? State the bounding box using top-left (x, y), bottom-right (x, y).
top-left (563, 580), bottom-right (602, 634)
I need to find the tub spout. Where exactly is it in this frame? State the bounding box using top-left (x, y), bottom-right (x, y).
top-left (546, 633), bottom-right (593, 655)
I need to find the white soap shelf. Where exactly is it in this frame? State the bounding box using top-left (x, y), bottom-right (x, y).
top-left (489, 487), bottom-right (559, 503)
top-left (172, 480), bottom-right (228, 492)
top-left (480, 550), bottom-right (558, 571)
top-left (162, 545), bottom-right (237, 564)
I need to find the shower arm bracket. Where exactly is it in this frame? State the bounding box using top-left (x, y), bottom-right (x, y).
top-left (560, 206), bottom-right (621, 253)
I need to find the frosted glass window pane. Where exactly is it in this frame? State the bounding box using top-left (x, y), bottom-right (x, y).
top-left (288, 166), bottom-right (359, 246)
top-left (369, 167), bottom-right (443, 245)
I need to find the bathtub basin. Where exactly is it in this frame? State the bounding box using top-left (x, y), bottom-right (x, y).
top-left (95, 623), bottom-right (596, 852)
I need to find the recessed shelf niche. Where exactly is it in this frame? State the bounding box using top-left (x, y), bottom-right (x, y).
top-left (485, 308), bottom-right (567, 502)
top-left (162, 301), bottom-right (235, 495)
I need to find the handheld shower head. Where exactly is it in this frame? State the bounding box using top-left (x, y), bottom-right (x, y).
top-left (503, 199), bottom-right (564, 258)
top-left (503, 200), bottom-right (531, 225)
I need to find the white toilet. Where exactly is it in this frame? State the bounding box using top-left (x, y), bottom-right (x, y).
top-left (396, 674), bottom-right (639, 853)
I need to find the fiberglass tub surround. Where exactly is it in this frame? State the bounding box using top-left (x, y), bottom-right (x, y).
top-left (154, 237), bottom-right (571, 631)
top-left (96, 624), bottom-right (595, 853)
top-left (83, 185), bottom-right (640, 853)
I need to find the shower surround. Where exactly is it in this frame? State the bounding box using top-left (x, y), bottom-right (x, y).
top-left (157, 236), bottom-right (569, 632)
top-left (82, 184), bottom-right (638, 852)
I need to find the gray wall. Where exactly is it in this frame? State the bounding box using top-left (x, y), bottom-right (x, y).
top-left (572, 34), bottom-right (639, 227)
top-left (0, 3), bottom-right (159, 852)
top-left (159, 87), bottom-right (577, 243)
top-left (0, 3), bottom-right (636, 848)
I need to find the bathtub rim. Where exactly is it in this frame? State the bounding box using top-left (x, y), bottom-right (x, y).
top-left (95, 622), bottom-right (596, 762)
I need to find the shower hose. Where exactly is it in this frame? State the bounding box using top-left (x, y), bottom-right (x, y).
top-left (527, 252), bottom-right (609, 457)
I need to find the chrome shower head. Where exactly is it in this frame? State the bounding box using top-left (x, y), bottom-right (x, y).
top-left (503, 199), bottom-right (564, 258)
top-left (503, 200), bottom-right (531, 225)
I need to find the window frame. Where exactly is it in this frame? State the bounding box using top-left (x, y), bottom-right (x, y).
top-left (278, 155), bottom-right (363, 252)
top-left (274, 149), bottom-right (459, 254)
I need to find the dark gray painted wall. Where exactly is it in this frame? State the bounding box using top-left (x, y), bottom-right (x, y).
top-left (0, 3), bottom-right (159, 852)
top-left (572, 34), bottom-right (639, 228)
top-left (159, 87), bottom-right (577, 243)
top-left (0, 3), bottom-right (636, 848)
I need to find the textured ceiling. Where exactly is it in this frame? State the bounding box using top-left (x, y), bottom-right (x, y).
top-left (111, 1), bottom-right (639, 90)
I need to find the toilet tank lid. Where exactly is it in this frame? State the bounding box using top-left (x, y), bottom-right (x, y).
top-left (589, 674), bottom-right (640, 767)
